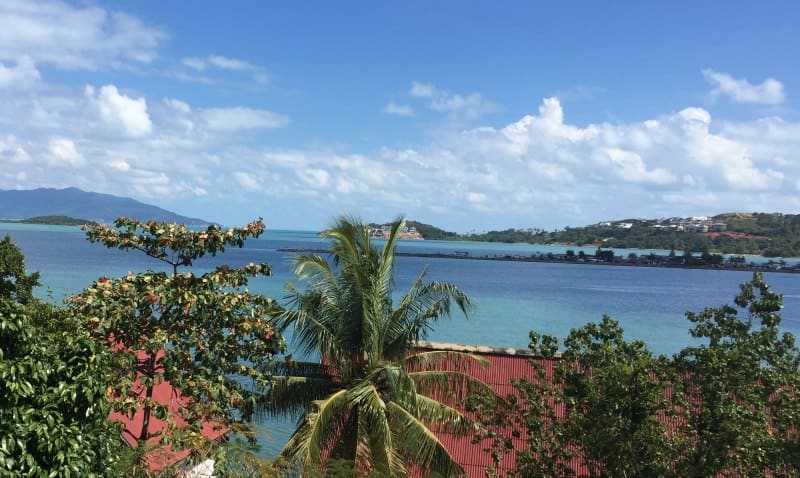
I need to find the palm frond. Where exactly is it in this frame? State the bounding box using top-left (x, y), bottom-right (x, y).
top-left (258, 373), bottom-right (334, 420)
top-left (406, 350), bottom-right (489, 373)
top-left (279, 388), bottom-right (351, 468)
top-left (274, 308), bottom-right (340, 361)
top-left (388, 401), bottom-right (466, 477)
top-left (347, 382), bottom-right (395, 476)
top-left (413, 394), bottom-right (477, 436)
top-left (383, 281), bottom-right (472, 358)
top-left (410, 369), bottom-right (500, 407)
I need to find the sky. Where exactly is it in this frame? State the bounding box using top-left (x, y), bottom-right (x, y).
top-left (1, 1), bottom-right (799, 232)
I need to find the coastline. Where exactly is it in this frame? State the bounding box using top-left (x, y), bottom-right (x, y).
top-left (279, 248), bottom-right (800, 274)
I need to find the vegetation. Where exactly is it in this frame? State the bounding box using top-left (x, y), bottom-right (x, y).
top-left (2, 215), bottom-right (96, 226)
top-left (265, 216), bottom-right (492, 477)
top-left (472, 272), bottom-right (800, 477)
top-left (70, 218), bottom-right (285, 467)
top-left (404, 213), bottom-right (800, 257)
top-left (0, 237), bottom-right (122, 476)
top-left (5, 213), bottom-right (800, 477)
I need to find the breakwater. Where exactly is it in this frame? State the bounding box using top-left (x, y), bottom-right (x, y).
top-left (278, 248), bottom-right (799, 273)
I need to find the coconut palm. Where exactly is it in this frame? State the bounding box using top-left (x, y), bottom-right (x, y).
top-left (265, 216), bottom-right (494, 477)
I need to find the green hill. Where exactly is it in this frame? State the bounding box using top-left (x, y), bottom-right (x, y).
top-left (404, 213), bottom-right (800, 257)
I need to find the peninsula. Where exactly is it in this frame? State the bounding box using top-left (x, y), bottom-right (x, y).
top-left (397, 213), bottom-right (800, 258)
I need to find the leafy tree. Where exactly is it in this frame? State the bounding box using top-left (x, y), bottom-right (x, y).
top-left (474, 273), bottom-right (800, 477)
top-left (674, 272), bottom-right (800, 477)
top-left (0, 235), bottom-right (40, 304)
top-left (265, 216), bottom-right (492, 477)
top-left (474, 318), bottom-right (677, 478)
top-left (0, 238), bottom-right (122, 477)
top-left (70, 218), bottom-right (285, 466)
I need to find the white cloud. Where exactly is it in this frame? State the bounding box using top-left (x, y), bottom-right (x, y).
top-left (207, 55), bottom-right (255, 71)
top-left (382, 101), bottom-right (414, 116)
top-left (164, 98), bottom-right (191, 113)
top-left (408, 81), bottom-right (498, 119)
top-left (703, 69), bottom-right (785, 104)
top-left (180, 54), bottom-right (268, 85)
top-left (409, 81), bottom-right (436, 98)
top-left (201, 107), bottom-right (289, 131)
top-left (0, 135), bottom-right (30, 164)
top-left (85, 84), bottom-right (153, 137)
top-left (48, 137), bottom-right (84, 166)
top-left (0, 56), bottom-right (40, 89)
top-left (232, 171), bottom-right (261, 191)
top-left (182, 57), bottom-right (208, 71)
top-left (2, 78), bottom-right (800, 229)
top-left (183, 55), bottom-right (259, 72)
top-left (0, 0), bottom-right (165, 70)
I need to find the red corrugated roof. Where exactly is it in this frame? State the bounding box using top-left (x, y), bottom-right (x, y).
top-left (109, 349), bottom-right (226, 472)
top-left (412, 342), bottom-right (551, 477)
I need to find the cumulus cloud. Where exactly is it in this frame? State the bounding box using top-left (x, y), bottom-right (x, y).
top-left (2, 77), bottom-right (800, 229)
top-left (201, 107), bottom-right (289, 131)
top-left (0, 56), bottom-right (40, 89)
top-left (47, 137), bottom-right (84, 166)
top-left (0, 0), bottom-right (165, 70)
top-left (382, 101), bottom-right (414, 116)
top-left (85, 84), bottom-right (153, 137)
top-left (703, 69), bottom-right (785, 104)
top-left (408, 81), bottom-right (498, 119)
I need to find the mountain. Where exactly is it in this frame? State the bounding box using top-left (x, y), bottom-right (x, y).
top-left (0, 188), bottom-right (209, 225)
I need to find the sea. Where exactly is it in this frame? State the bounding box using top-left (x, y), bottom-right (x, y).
top-left (3, 223), bottom-right (800, 456)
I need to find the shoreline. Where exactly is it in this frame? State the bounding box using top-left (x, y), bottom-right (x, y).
top-left (278, 248), bottom-right (799, 274)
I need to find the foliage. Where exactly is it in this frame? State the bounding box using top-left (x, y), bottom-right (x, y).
top-left (403, 221), bottom-right (460, 241)
top-left (0, 237), bottom-right (121, 477)
top-left (265, 216), bottom-right (491, 477)
top-left (70, 218), bottom-right (285, 464)
top-left (674, 272), bottom-right (800, 477)
top-left (0, 235), bottom-right (40, 304)
top-left (474, 273), bottom-right (800, 477)
top-left (473, 318), bottom-right (677, 478)
top-left (405, 213), bottom-right (800, 257)
top-left (1, 215), bottom-right (96, 226)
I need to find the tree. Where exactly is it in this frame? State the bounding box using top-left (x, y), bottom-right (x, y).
top-left (0, 238), bottom-right (122, 476)
top-left (265, 216), bottom-right (493, 477)
top-left (0, 235), bottom-right (40, 304)
top-left (473, 273), bottom-right (800, 477)
top-left (475, 318), bottom-right (678, 478)
top-left (674, 272), bottom-right (800, 476)
top-left (70, 218), bottom-right (284, 466)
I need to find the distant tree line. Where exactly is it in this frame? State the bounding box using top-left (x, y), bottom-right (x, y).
top-left (404, 213), bottom-right (800, 257)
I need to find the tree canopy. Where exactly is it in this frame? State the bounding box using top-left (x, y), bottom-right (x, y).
top-left (265, 216), bottom-right (493, 477)
top-left (0, 238), bottom-right (122, 477)
top-left (71, 218), bottom-right (285, 469)
top-left (473, 272), bottom-right (800, 477)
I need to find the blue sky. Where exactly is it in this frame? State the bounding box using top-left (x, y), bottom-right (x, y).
top-left (1, 1), bottom-right (799, 231)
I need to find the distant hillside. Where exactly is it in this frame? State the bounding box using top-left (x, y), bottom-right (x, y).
top-left (0, 188), bottom-right (209, 225)
top-left (408, 213), bottom-right (800, 257)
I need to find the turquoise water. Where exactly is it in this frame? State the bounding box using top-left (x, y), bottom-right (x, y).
top-left (5, 223), bottom-right (799, 354)
top-left (4, 224), bottom-right (799, 456)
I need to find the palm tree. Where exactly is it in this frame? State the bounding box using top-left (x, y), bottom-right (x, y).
top-left (265, 216), bottom-right (494, 477)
